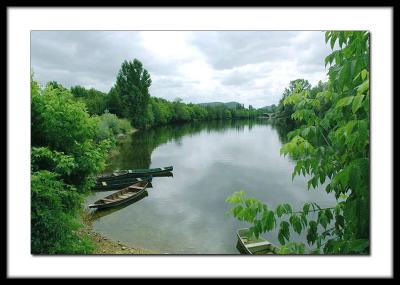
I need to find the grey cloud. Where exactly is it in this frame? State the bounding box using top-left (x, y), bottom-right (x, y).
top-left (189, 31), bottom-right (299, 70)
top-left (31, 31), bottom-right (331, 108)
top-left (31, 31), bottom-right (181, 92)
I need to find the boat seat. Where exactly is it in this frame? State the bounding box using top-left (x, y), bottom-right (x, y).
top-left (246, 240), bottom-right (272, 248)
top-left (101, 198), bottom-right (115, 202)
top-left (129, 186), bottom-right (145, 190)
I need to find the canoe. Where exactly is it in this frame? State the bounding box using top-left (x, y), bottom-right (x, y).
top-left (97, 166), bottom-right (173, 182)
top-left (88, 180), bottom-right (150, 209)
top-left (89, 191), bottom-right (149, 220)
top-left (236, 228), bottom-right (278, 255)
top-left (93, 176), bottom-right (153, 191)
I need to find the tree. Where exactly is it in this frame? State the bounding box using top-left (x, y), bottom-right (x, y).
top-left (227, 31), bottom-right (370, 254)
top-left (71, 86), bottom-right (108, 115)
top-left (114, 59), bottom-right (152, 129)
top-left (275, 79), bottom-right (312, 129)
top-left (106, 86), bottom-right (125, 118)
top-left (31, 81), bottom-right (112, 191)
top-left (282, 79), bottom-right (311, 99)
top-left (31, 78), bottom-right (113, 254)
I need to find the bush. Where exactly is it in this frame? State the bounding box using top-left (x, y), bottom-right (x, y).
top-left (31, 171), bottom-right (94, 254)
top-left (93, 112), bottom-right (133, 141)
top-left (118, 118), bottom-right (133, 134)
top-left (31, 78), bottom-right (113, 254)
top-left (32, 83), bottom-right (113, 192)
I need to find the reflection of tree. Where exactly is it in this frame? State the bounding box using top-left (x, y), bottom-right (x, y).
top-left (105, 119), bottom-right (292, 172)
top-left (266, 119), bottom-right (292, 144)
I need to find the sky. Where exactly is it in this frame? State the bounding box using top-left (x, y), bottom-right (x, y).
top-left (31, 31), bottom-right (331, 108)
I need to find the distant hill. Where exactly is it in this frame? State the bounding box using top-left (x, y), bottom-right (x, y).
top-left (198, 101), bottom-right (242, 109)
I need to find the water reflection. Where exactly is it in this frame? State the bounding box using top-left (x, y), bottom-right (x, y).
top-left (93, 119), bottom-right (335, 254)
top-left (105, 119), bottom-right (290, 172)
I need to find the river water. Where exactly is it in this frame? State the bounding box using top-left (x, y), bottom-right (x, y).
top-left (85, 119), bottom-right (335, 254)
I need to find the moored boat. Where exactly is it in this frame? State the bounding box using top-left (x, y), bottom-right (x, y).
top-left (236, 228), bottom-right (278, 255)
top-left (97, 166), bottom-right (173, 182)
top-left (89, 191), bottom-right (149, 219)
top-left (88, 180), bottom-right (150, 209)
top-left (93, 176), bottom-right (153, 191)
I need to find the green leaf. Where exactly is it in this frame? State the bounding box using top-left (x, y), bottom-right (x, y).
top-left (303, 203), bottom-right (310, 215)
top-left (276, 204), bottom-right (285, 217)
top-left (335, 96), bottom-right (354, 109)
top-left (318, 212), bottom-right (329, 229)
top-left (361, 69), bottom-right (368, 81)
top-left (349, 239), bottom-right (369, 253)
top-left (352, 94), bottom-right (365, 114)
top-left (330, 33), bottom-right (338, 49)
top-left (357, 80), bottom-right (369, 94)
top-left (263, 210), bottom-right (276, 231)
top-left (338, 62), bottom-right (351, 88)
top-left (283, 203), bottom-right (292, 214)
top-left (290, 215), bottom-right (302, 234)
top-left (325, 31), bottom-right (331, 44)
top-left (307, 221), bottom-right (318, 245)
top-left (278, 221), bottom-right (290, 245)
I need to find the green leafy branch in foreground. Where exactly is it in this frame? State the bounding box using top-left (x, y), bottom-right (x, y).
top-left (226, 31), bottom-right (370, 254)
top-left (226, 191), bottom-right (366, 254)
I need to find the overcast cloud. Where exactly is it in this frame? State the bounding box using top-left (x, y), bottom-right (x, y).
top-left (31, 31), bottom-right (331, 108)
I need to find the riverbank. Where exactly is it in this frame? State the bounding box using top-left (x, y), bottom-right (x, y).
top-left (106, 128), bottom-right (137, 160)
top-left (80, 210), bottom-right (157, 254)
top-left (80, 127), bottom-right (160, 254)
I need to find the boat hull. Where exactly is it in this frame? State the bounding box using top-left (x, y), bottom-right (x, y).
top-left (236, 228), bottom-right (277, 255)
top-left (93, 177), bottom-right (153, 191)
top-left (97, 166), bottom-right (173, 182)
top-left (89, 191), bottom-right (145, 209)
top-left (89, 181), bottom-right (150, 209)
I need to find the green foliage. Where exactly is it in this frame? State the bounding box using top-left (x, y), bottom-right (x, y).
top-left (31, 171), bottom-right (94, 254)
top-left (31, 82), bottom-right (113, 191)
top-left (71, 86), bottom-right (108, 115)
top-left (31, 78), bottom-right (114, 254)
top-left (92, 112), bottom-right (133, 141)
top-left (227, 31), bottom-right (369, 254)
top-left (31, 147), bottom-right (76, 177)
top-left (113, 59), bottom-right (152, 129)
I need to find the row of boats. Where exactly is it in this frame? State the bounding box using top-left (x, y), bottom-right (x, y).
top-left (88, 166), bottom-right (173, 209)
top-left (88, 165), bottom-right (278, 254)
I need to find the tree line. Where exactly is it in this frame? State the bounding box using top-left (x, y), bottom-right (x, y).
top-left (68, 58), bottom-right (266, 129)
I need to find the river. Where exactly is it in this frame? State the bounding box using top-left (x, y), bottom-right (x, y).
top-left (85, 119), bottom-right (335, 254)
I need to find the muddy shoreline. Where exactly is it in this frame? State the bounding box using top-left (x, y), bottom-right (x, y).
top-left (80, 210), bottom-right (158, 254)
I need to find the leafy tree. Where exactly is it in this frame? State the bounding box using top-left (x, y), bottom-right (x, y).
top-left (31, 83), bottom-right (112, 190)
top-left (70, 85), bottom-right (87, 98)
top-left (114, 59), bottom-right (152, 128)
top-left (70, 86), bottom-right (108, 115)
top-left (275, 79), bottom-right (311, 128)
top-left (31, 78), bottom-right (115, 254)
top-left (106, 86), bottom-right (125, 118)
top-left (227, 31), bottom-right (370, 254)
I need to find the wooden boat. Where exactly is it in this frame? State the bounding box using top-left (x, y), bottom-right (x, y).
top-left (88, 180), bottom-right (150, 209)
top-left (93, 176), bottom-right (153, 191)
top-left (97, 166), bottom-right (173, 182)
top-left (236, 228), bottom-right (278, 255)
top-left (89, 191), bottom-right (149, 219)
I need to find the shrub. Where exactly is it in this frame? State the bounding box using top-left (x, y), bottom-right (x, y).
top-left (31, 171), bottom-right (94, 254)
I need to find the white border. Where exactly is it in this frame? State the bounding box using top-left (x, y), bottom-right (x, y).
top-left (7, 7), bottom-right (393, 278)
